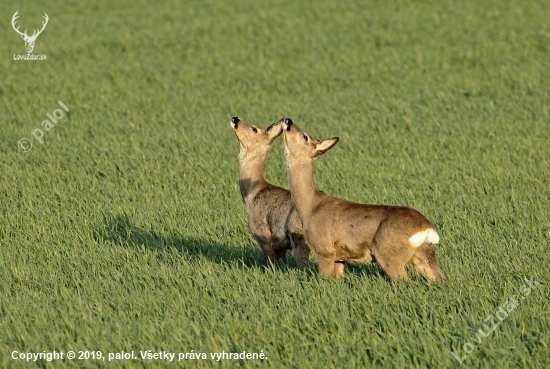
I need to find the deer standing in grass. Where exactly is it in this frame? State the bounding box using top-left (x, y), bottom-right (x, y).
top-left (281, 118), bottom-right (444, 281)
top-left (230, 117), bottom-right (310, 267)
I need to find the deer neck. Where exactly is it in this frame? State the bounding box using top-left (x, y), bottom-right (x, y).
top-left (238, 150), bottom-right (269, 204)
top-left (287, 161), bottom-right (318, 222)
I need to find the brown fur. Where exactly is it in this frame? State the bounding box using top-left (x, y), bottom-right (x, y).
top-left (230, 117), bottom-right (310, 267)
top-left (281, 118), bottom-right (444, 281)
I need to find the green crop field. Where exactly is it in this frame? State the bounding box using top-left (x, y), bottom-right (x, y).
top-left (1, 0), bottom-right (549, 368)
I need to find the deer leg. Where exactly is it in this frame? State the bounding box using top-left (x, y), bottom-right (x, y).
top-left (333, 260), bottom-right (345, 278)
top-left (371, 230), bottom-right (413, 281)
top-left (290, 234), bottom-right (310, 268)
top-left (410, 243), bottom-right (445, 281)
top-left (372, 247), bottom-right (411, 280)
top-left (380, 263), bottom-right (409, 281)
top-left (262, 251), bottom-right (276, 267)
top-left (315, 254), bottom-right (336, 277)
top-left (256, 239), bottom-right (276, 267)
top-left (274, 249), bottom-right (287, 265)
top-left (374, 252), bottom-right (410, 280)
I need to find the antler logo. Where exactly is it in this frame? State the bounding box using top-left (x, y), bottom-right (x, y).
top-left (11, 11), bottom-right (49, 54)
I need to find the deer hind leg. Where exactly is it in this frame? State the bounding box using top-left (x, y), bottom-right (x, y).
top-left (410, 243), bottom-right (445, 281)
top-left (290, 233), bottom-right (310, 268)
top-left (315, 254), bottom-right (336, 277)
top-left (274, 248), bottom-right (288, 265)
top-left (261, 247), bottom-right (276, 267)
top-left (376, 259), bottom-right (410, 280)
top-left (372, 238), bottom-right (414, 281)
top-left (333, 260), bottom-right (345, 278)
top-left (255, 237), bottom-right (276, 267)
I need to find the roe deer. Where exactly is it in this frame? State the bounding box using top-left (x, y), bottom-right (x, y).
top-left (281, 118), bottom-right (444, 281)
top-left (230, 117), bottom-right (310, 267)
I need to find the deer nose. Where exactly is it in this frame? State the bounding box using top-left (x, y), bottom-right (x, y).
top-left (230, 116), bottom-right (240, 128)
top-left (283, 118), bottom-right (293, 131)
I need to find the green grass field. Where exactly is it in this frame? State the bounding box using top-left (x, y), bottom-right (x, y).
top-left (1, 0), bottom-right (549, 367)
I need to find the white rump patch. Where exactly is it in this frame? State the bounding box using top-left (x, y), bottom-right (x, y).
top-left (409, 229), bottom-right (440, 248)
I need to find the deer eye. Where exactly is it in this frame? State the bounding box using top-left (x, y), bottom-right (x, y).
top-left (303, 134), bottom-right (308, 142)
top-left (252, 127), bottom-right (258, 133)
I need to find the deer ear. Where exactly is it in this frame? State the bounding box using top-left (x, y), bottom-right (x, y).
top-left (266, 120), bottom-right (284, 142)
top-left (313, 137), bottom-right (339, 158)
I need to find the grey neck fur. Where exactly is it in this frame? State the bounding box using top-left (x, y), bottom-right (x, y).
top-left (238, 149), bottom-right (268, 204)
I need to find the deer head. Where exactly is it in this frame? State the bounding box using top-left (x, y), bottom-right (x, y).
top-left (282, 118), bottom-right (339, 166)
top-left (11, 11), bottom-right (49, 54)
top-left (230, 117), bottom-right (284, 159)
